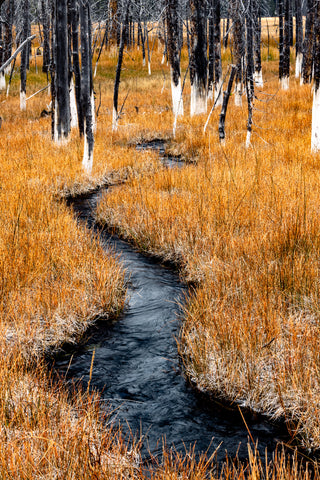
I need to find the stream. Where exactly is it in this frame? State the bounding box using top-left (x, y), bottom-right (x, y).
top-left (55, 142), bottom-right (289, 463)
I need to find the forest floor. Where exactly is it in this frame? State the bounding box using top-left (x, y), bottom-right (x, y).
top-left (0, 28), bottom-right (320, 478)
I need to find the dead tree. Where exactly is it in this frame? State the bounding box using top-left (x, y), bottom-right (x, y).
top-left (41, 0), bottom-right (51, 74)
top-left (70, 0), bottom-right (83, 134)
top-left (246, 0), bottom-right (255, 147)
top-left (166, 0), bottom-right (183, 116)
top-left (311, 0), bottom-right (320, 151)
top-left (54, 0), bottom-right (70, 141)
top-left (189, 0), bottom-right (207, 115)
top-left (295, 0), bottom-right (303, 78)
top-left (20, 0), bottom-right (29, 110)
top-left (80, 0), bottom-right (94, 170)
top-left (219, 65), bottom-right (236, 143)
top-left (302, 0), bottom-right (315, 84)
top-left (253, 0), bottom-right (263, 86)
top-left (230, 0), bottom-right (245, 106)
top-left (281, 0), bottom-right (291, 89)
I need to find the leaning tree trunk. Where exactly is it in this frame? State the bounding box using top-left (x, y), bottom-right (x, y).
top-left (20, 0), bottom-right (29, 110)
top-left (302, 0), bottom-right (315, 84)
top-left (281, 0), bottom-right (291, 89)
top-left (166, 0), bottom-right (183, 116)
top-left (54, 0), bottom-right (70, 142)
top-left (311, 0), bottom-right (320, 151)
top-left (295, 0), bottom-right (303, 79)
top-left (189, 0), bottom-right (207, 116)
top-left (80, 0), bottom-right (94, 171)
top-left (230, 0), bottom-right (245, 106)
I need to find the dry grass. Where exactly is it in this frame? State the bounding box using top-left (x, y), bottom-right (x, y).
top-left (1, 25), bottom-right (320, 478)
top-left (95, 34), bottom-right (320, 456)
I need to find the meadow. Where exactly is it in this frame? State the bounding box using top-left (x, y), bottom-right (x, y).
top-left (0, 21), bottom-right (319, 478)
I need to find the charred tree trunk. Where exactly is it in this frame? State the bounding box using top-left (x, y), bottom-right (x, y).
top-left (80, 0), bottom-right (94, 171)
top-left (70, 0), bottom-right (83, 135)
top-left (41, 0), bottom-right (51, 74)
top-left (282, 0), bottom-right (291, 89)
top-left (113, 3), bottom-right (130, 130)
top-left (246, 0), bottom-right (255, 147)
top-left (189, 0), bottom-right (207, 116)
top-left (279, 0), bottom-right (284, 82)
top-left (311, 0), bottom-right (320, 150)
top-left (295, 0), bottom-right (303, 78)
top-left (166, 0), bottom-right (183, 116)
top-left (4, 0), bottom-right (14, 63)
top-left (219, 65), bottom-right (236, 143)
top-left (253, 0), bottom-right (263, 86)
top-left (20, 0), bottom-right (29, 110)
top-left (207, 1), bottom-right (214, 100)
top-left (302, 0), bottom-right (315, 84)
top-left (231, 0), bottom-right (245, 106)
top-left (213, 0), bottom-right (222, 105)
top-left (54, 0), bottom-right (70, 141)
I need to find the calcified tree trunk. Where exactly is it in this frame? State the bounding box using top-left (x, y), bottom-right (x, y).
top-left (80, 0), bottom-right (94, 171)
top-left (246, 0), bottom-right (255, 147)
top-left (166, 0), bottom-right (183, 116)
top-left (54, 0), bottom-right (70, 142)
top-left (295, 0), bottom-right (303, 79)
top-left (189, 0), bottom-right (207, 116)
top-left (302, 0), bottom-right (315, 84)
top-left (41, 0), bottom-right (50, 74)
top-left (20, 0), bottom-right (29, 110)
top-left (219, 65), bottom-right (236, 144)
top-left (70, 0), bottom-right (83, 135)
top-left (113, 3), bottom-right (130, 130)
top-left (253, 0), bottom-right (263, 87)
top-left (311, 0), bottom-right (320, 151)
top-left (230, 0), bottom-right (245, 106)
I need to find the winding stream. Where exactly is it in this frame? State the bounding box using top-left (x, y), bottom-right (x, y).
top-left (55, 143), bottom-right (289, 463)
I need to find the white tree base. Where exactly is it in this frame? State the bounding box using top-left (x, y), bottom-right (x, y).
top-left (246, 130), bottom-right (252, 148)
top-left (190, 80), bottom-right (207, 116)
top-left (234, 82), bottom-right (242, 106)
top-left (311, 87), bottom-right (320, 152)
top-left (207, 87), bottom-right (213, 101)
top-left (295, 52), bottom-right (303, 79)
top-left (82, 126), bottom-right (93, 173)
top-left (171, 76), bottom-right (183, 117)
top-left (112, 106), bottom-right (118, 131)
top-left (91, 90), bottom-right (96, 133)
top-left (214, 79), bottom-right (223, 106)
top-left (20, 90), bottom-right (26, 111)
top-left (70, 77), bottom-right (78, 129)
top-left (148, 61), bottom-right (151, 76)
top-left (280, 76), bottom-right (289, 90)
top-left (0, 72), bottom-right (6, 91)
top-left (254, 70), bottom-right (263, 87)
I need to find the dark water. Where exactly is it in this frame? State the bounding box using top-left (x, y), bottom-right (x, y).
top-left (55, 145), bottom-right (290, 463)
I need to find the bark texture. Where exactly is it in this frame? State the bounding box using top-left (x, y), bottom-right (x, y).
top-left (189, 0), bottom-right (207, 115)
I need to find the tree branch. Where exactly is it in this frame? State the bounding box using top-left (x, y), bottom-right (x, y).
top-left (0, 35), bottom-right (36, 74)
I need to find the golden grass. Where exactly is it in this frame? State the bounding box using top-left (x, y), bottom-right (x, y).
top-left (95, 39), bottom-right (320, 454)
top-left (1, 27), bottom-right (320, 477)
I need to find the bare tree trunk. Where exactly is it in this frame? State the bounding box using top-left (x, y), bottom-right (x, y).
top-left (230, 0), bottom-right (244, 106)
top-left (279, 0), bottom-right (284, 82)
top-left (42, 0), bottom-right (51, 74)
top-left (208, 1), bottom-right (214, 100)
top-left (281, 0), bottom-right (291, 89)
top-left (302, 0), bottom-right (315, 84)
top-left (4, 0), bottom-right (14, 64)
top-left (189, 0), bottom-right (207, 116)
top-left (113, 2), bottom-right (130, 131)
top-left (80, 0), bottom-right (94, 171)
top-left (311, 0), bottom-right (320, 151)
top-left (213, 0), bottom-right (222, 105)
top-left (20, 0), bottom-right (29, 110)
top-left (54, 0), bottom-right (70, 141)
top-left (295, 0), bottom-right (303, 78)
top-left (246, 0), bottom-right (255, 147)
top-left (253, 0), bottom-right (263, 87)
top-left (166, 0), bottom-right (183, 116)
top-left (219, 65), bottom-right (236, 144)
top-left (70, 0), bottom-right (83, 135)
